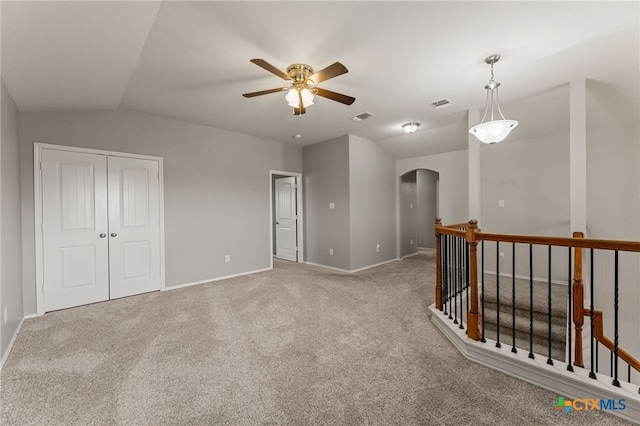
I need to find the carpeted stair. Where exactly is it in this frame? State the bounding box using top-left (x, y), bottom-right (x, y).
top-left (480, 275), bottom-right (568, 361)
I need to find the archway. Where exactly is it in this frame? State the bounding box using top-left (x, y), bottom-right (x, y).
top-left (399, 169), bottom-right (439, 258)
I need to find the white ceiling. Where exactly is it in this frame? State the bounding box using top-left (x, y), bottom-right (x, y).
top-left (2, 1), bottom-right (638, 159)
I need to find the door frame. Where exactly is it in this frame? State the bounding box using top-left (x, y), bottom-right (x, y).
top-left (269, 170), bottom-right (304, 267)
top-left (34, 143), bottom-right (166, 316)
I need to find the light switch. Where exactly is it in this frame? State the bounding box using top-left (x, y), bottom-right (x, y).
top-left (498, 200), bottom-right (505, 208)
top-left (329, 202), bottom-right (335, 210)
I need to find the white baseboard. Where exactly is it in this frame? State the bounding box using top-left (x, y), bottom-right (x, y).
top-left (166, 267), bottom-right (272, 291)
top-left (402, 252), bottom-right (420, 259)
top-left (304, 262), bottom-right (350, 273)
top-left (350, 258), bottom-right (401, 272)
top-left (430, 305), bottom-right (640, 424)
top-left (0, 314), bottom-right (35, 370)
top-left (306, 258), bottom-right (401, 274)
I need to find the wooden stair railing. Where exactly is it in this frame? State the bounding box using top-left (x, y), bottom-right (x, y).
top-left (435, 218), bottom-right (640, 385)
top-left (583, 309), bottom-right (640, 374)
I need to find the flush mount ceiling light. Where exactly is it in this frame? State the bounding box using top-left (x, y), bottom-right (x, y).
top-left (469, 54), bottom-right (519, 144)
top-left (402, 122), bottom-right (420, 134)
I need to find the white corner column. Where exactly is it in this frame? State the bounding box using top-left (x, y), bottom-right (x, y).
top-left (570, 78), bottom-right (587, 236)
top-left (468, 109), bottom-right (481, 224)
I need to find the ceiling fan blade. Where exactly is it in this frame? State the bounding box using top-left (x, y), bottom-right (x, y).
top-left (309, 62), bottom-right (348, 84)
top-left (250, 59), bottom-right (289, 80)
top-left (242, 87), bottom-right (286, 98)
top-left (314, 87), bottom-right (356, 105)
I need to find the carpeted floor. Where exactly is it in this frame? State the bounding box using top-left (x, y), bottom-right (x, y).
top-left (1, 250), bottom-right (633, 425)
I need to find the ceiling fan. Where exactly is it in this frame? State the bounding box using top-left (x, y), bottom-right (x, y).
top-left (242, 59), bottom-right (356, 115)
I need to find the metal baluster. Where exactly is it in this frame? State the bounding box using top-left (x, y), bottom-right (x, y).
top-left (529, 244), bottom-right (534, 359)
top-left (466, 241), bottom-right (470, 313)
top-left (481, 240), bottom-right (486, 343)
top-left (453, 236), bottom-right (458, 324)
top-left (458, 238), bottom-right (465, 330)
top-left (448, 235), bottom-right (452, 319)
top-left (443, 235), bottom-right (448, 317)
top-left (567, 246), bottom-right (573, 371)
top-left (612, 251), bottom-right (620, 387)
top-left (512, 242), bottom-right (517, 353)
top-left (547, 246), bottom-right (553, 365)
top-left (496, 241), bottom-right (501, 348)
top-left (589, 249), bottom-right (596, 379)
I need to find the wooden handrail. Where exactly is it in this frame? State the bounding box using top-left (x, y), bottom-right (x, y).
top-left (440, 222), bottom-right (472, 230)
top-left (475, 232), bottom-right (640, 252)
top-left (584, 309), bottom-right (640, 374)
top-left (437, 228), bottom-right (467, 238)
top-left (434, 218), bottom-right (640, 378)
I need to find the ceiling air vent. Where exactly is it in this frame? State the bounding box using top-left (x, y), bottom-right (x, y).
top-left (430, 99), bottom-right (452, 109)
top-left (350, 112), bottom-right (376, 122)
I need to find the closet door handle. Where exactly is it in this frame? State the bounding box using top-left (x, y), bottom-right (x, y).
top-left (110, 233), bottom-right (118, 238)
top-left (99, 233), bottom-right (107, 238)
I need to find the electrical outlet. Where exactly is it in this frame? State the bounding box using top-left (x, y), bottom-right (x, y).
top-left (499, 252), bottom-right (505, 260)
top-left (498, 200), bottom-right (505, 208)
top-left (376, 244), bottom-right (380, 252)
top-left (225, 255), bottom-right (231, 263)
top-left (3, 307), bottom-right (7, 324)
top-left (329, 248), bottom-right (334, 256)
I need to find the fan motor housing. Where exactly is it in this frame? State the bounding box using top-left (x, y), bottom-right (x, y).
top-left (287, 64), bottom-right (313, 83)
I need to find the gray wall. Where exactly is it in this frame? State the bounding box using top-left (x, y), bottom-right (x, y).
top-left (302, 135), bottom-right (351, 270)
top-left (416, 169), bottom-right (438, 248)
top-left (585, 78), bottom-right (640, 357)
top-left (19, 110), bottom-right (303, 315)
top-left (396, 150), bottom-right (469, 225)
top-left (1, 79), bottom-right (24, 363)
top-left (349, 135), bottom-right (396, 270)
top-left (303, 134), bottom-right (396, 271)
top-left (400, 171), bottom-right (417, 257)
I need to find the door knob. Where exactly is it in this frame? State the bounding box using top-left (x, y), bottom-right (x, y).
top-left (276, 222), bottom-right (279, 225)
top-left (110, 233), bottom-right (117, 237)
top-left (99, 233), bottom-right (107, 238)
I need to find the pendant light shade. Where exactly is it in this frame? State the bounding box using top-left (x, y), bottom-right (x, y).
top-left (469, 119), bottom-right (518, 143)
top-left (469, 54), bottom-right (518, 144)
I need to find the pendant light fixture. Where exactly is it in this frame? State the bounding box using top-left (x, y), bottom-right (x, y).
top-left (469, 54), bottom-right (518, 144)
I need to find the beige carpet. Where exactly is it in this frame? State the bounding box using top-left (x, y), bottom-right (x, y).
top-left (1, 251), bottom-right (632, 425)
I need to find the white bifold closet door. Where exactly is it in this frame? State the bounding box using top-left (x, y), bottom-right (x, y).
top-left (41, 149), bottom-right (161, 312)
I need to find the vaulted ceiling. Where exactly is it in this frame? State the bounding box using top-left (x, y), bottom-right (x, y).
top-left (2, 1), bottom-right (638, 158)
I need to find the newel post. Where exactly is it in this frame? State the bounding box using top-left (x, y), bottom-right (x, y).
top-left (466, 220), bottom-right (481, 341)
top-left (572, 232), bottom-right (585, 368)
top-left (435, 218), bottom-right (443, 310)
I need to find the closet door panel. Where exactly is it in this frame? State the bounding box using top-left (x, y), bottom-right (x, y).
top-left (41, 150), bottom-right (109, 311)
top-left (108, 156), bottom-right (161, 299)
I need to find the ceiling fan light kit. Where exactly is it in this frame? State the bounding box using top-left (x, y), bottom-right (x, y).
top-left (243, 59), bottom-right (355, 115)
top-left (469, 54), bottom-right (519, 144)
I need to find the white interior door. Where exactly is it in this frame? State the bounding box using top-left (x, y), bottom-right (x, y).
top-left (108, 156), bottom-right (161, 299)
top-left (41, 149), bottom-right (110, 311)
top-left (275, 176), bottom-right (297, 261)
